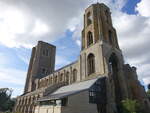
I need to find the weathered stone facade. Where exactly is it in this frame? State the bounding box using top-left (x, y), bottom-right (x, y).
top-left (14, 3), bottom-right (150, 113)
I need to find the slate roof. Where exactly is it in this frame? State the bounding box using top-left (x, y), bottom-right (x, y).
top-left (38, 76), bottom-right (104, 101)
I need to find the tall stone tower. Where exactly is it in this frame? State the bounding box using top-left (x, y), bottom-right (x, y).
top-left (80, 3), bottom-right (128, 112)
top-left (81, 3), bottom-right (122, 77)
top-left (24, 41), bottom-right (56, 93)
top-left (81, 3), bottom-right (119, 50)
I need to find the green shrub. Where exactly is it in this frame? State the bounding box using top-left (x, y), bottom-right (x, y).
top-left (121, 99), bottom-right (142, 113)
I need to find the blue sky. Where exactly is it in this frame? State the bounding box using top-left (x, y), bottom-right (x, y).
top-left (122, 0), bottom-right (141, 14)
top-left (0, 0), bottom-right (150, 97)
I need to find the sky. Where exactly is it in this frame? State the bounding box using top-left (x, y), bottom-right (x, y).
top-left (0, 0), bottom-right (150, 97)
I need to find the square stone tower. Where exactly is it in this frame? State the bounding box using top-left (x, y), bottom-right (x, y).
top-left (24, 41), bottom-right (56, 93)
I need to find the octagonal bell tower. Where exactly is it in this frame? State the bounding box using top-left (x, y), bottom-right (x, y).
top-left (80, 3), bottom-right (122, 79)
top-left (81, 3), bottom-right (120, 50)
top-left (80, 3), bottom-right (128, 113)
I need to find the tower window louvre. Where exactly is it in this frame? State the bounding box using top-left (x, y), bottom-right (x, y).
top-left (108, 30), bottom-right (113, 44)
top-left (42, 49), bottom-right (49, 56)
top-left (105, 10), bottom-right (109, 23)
top-left (87, 31), bottom-right (93, 46)
top-left (87, 12), bottom-right (92, 26)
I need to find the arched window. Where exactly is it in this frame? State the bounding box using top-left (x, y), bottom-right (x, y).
top-left (46, 79), bottom-right (49, 85)
top-left (88, 54), bottom-right (95, 75)
top-left (50, 77), bottom-right (53, 84)
top-left (72, 69), bottom-right (77, 83)
top-left (108, 30), bottom-right (113, 44)
top-left (65, 72), bottom-right (69, 84)
top-left (87, 12), bottom-right (92, 26)
top-left (28, 97), bottom-right (31, 104)
top-left (87, 31), bottom-right (93, 46)
top-left (105, 10), bottom-right (109, 23)
top-left (60, 73), bottom-right (63, 82)
top-left (54, 76), bottom-right (57, 83)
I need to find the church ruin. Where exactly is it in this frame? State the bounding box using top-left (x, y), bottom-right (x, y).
top-left (14, 3), bottom-right (150, 113)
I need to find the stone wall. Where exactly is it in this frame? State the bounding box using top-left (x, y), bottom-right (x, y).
top-left (34, 91), bottom-right (98, 113)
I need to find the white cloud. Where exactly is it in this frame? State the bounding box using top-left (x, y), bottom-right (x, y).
top-left (136, 0), bottom-right (150, 17)
top-left (76, 40), bottom-right (81, 47)
top-left (31, 19), bottom-right (50, 36)
top-left (0, 53), bottom-right (10, 66)
top-left (0, 0), bottom-right (90, 48)
top-left (111, 0), bottom-right (150, 85)
top-left (0, 0), bottom-right (127, 48)
top-left (143, 77), bottom-right (150, 85)
top-left (0, 67), bottom-right (26, 97)
top-left (0, 68), bottom-right (26, 85)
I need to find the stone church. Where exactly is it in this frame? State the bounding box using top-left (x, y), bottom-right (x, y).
top-left (14, 3), bottom-right (150, 113)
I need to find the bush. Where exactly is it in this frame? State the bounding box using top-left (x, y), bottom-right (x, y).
top-left (0, 88), bottom-right (15, 112)
top-left (121, 99), bottom-right (142, 113)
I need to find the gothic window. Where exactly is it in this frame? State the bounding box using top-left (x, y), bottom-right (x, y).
top-left (105, 10), bottom-right (109, 23)
top-left (25, 98), bottom-right (27, 104)
top-left (42, 68), bottom-right (45, 74)
top-left (46, 49), bottom-right (49, 56)
top-left (108, 30), bottom-right (113, 44)
top-left (88, 53), bottom-right (95, 75)
top-left (41, 68), bottom-right (48, 75)
top-left (50, 77), bottom-right (53, 84)
top-left (60, 73), bottom-right (63, 82)
top-left (65, 72), bottom-right (69, 83)
top-left (18, 99), bottom-right (21, 105)
top-left (42, 49), bottom-right (49, 56)
top-left (87, 31), bottom-right (93, 46)
top-left (54, 76), bottom-right (57, 83)
top-left (87, 12), bottom-right (92, 26)
top-left (46, 79), bottom-right (49, 85)
top-left (72, 69), bottom-right (77, 82)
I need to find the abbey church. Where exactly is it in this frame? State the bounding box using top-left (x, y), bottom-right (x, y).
top-left (14, 3), bottom-right (150, 113)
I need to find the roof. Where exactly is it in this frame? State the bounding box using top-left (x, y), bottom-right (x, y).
top-left (38, 76), bottom-right (104, 101)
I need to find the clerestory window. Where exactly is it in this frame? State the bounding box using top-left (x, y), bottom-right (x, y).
top-left (72, 69), bottom-right (77, 83)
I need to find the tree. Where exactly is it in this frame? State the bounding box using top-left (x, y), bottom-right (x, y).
top-left (0, 88), bottom-right (15, 112)
top-left (148, 84), bottom-right (150, 90)
top-left (147, 84), bottom-right (150, 100)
